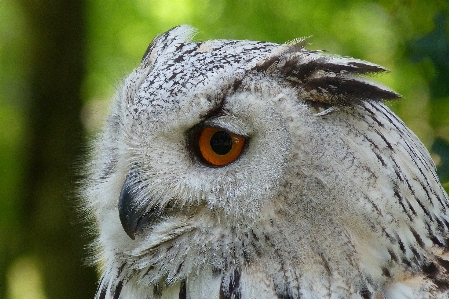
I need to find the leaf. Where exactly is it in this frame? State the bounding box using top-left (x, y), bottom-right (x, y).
top-left (408, 13), bottom-right (449, 100)
top-left (431, 137), bottom-right (449, 184)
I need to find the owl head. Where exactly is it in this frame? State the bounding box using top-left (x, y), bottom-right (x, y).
top-left (82, 25), bottom-right (449, 299)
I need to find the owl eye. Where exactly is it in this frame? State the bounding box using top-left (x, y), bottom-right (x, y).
top-left (198, 127), bottom-right (246, 166)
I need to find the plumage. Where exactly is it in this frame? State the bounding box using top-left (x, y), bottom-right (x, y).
top-left (81, 25), bottom-right (449, 299)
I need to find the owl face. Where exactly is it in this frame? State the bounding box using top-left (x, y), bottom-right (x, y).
top-left (84, 25), bottom-right (449, 299)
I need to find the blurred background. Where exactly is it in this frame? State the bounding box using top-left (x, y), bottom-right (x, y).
top-left (0, 0), bottom-right (448, 298)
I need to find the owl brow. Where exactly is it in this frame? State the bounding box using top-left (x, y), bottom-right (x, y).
top-left (229, 77), bottom-right (244, 93)
top-left (198, 105), bottom-right (228, 124)
top-left (197, 85), bottom-right (240, 123)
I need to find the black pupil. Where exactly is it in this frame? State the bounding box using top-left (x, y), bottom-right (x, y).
top-left (210, 131), bottom-right (233, 155)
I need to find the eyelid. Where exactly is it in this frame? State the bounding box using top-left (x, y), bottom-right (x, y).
top-left (203, 116), bottom-right (250, 138)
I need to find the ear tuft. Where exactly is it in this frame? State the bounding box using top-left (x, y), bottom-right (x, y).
top-left (254, 42), bottom-right (401, 105)
top-left (141, 25), bottom-right (198, 66)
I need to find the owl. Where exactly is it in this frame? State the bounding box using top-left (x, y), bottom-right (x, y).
top-left (81, 25), bottom-right (449, 299)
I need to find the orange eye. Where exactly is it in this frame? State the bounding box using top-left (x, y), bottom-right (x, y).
top-left (198, 127), bottom-right (246, 166)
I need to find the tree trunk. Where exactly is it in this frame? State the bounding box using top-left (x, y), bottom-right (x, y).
top-left (14, 0), bottom-right (98, 298)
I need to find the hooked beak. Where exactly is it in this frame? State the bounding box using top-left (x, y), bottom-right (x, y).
top-left (118, 173), bottom-right (166, 240)
top-left (119, 174), bottom-right (146, 239)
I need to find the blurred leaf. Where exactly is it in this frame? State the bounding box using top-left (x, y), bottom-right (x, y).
top-left (431, 137), bottom-right (449, 183)
top-left (408, 13), bottom-right (449, 99)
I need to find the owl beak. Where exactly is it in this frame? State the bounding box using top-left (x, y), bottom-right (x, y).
top-left (118, 174), bottom-right (146, 240)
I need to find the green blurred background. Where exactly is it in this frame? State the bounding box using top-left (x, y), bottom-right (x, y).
top-left (0, 0), bottom-right (448, 298)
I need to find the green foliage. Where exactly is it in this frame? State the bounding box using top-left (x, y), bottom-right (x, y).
top-left (409, 13), bottom-right (449, 100)
top-left (0, 1), bottom-right (448, 298)
top-left (432, 137), bottom-right (449, 183)
top-left (0, 2), bottom-right (29, 297)
top-left (407, 10), bottom-right (449, 188)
